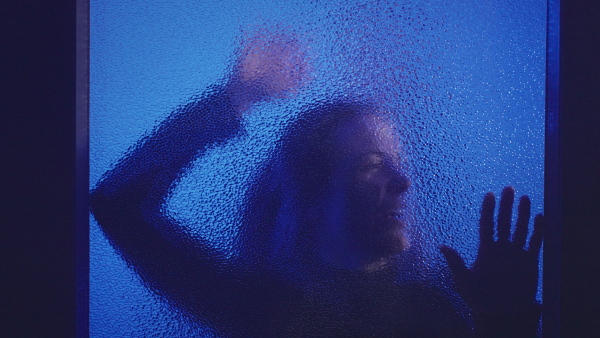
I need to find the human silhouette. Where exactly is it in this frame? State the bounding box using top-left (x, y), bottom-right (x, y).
top-left (91, 31), bottom-right (543, 337)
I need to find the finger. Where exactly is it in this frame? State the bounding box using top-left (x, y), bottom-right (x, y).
top-left (529, 214), bottom-right (544, 256)
top-left (512, 195), bottom-right (531, 249)
top-left (479, 192), bottom-right (495, 247)
top-left (497, 186), bottom-right (515, 243)
top-left (440, 245), bottom-right (469, 283)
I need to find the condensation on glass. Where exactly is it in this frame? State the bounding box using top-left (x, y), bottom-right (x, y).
top-left (89, 0), bottom-right (546, 336)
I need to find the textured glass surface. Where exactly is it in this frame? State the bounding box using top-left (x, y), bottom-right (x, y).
top-left (90, 0), bottom-right (546, 336)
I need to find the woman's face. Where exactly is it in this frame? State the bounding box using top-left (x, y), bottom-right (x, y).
top-left (319, 114), bottom-right (411, 268)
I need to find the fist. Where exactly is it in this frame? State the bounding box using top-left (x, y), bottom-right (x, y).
top-left (235, 29), bottom-right (310, 98)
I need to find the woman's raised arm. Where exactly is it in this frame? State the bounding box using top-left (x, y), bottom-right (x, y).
top-left (90, 29), bottom-right (311, 336)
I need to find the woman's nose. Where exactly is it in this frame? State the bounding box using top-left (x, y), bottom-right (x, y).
top-left (386, 171), bottom-right (411, 196)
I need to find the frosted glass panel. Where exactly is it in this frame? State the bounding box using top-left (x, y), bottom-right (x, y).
top-left (90, 0), bottom-right (546, 336)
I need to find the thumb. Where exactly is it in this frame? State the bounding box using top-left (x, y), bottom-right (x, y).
top-left (440, 245), bottom-right (469, 282)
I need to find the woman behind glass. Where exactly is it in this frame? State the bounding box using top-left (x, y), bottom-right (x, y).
top-left (91, 31), bottom-right (543, 337)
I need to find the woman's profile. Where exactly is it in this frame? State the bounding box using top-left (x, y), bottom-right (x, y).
top-left (91, 30), bottom-right (543, 337)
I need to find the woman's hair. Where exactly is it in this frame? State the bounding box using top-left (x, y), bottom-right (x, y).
top-left (238, 98), bottom-right (378, 271)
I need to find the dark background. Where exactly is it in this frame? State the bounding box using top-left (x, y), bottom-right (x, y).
top-left (1, 0), bottom-right (598, 336)
top-left (555, 0), bottom-right (600, 336)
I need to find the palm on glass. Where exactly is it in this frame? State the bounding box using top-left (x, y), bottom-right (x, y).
top-left (441, 187), bottom-right (544, 315)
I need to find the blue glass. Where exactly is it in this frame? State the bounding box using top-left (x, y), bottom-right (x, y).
top-left (90, 0), bottom-right (546, 336)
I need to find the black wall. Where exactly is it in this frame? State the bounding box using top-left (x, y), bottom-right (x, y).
top-left (1, 1), bottom-right (76, 337)
top-left (558, 0), bottom-right (600, 336)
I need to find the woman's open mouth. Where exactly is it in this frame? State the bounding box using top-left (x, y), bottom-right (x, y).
top-left (375, 209), bottom-right (406, 230)
top-left (388, 211), bottom-right (402, 219)
top-left (382, 208), bottom-right (405, 220)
